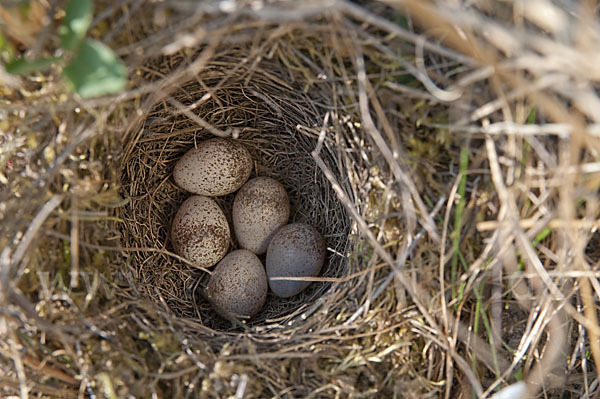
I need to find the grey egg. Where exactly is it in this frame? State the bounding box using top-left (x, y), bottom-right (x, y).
top-left (207, 250), bottom-right (268, 318)
top-left (266, 223), bottom-right (326, 298)
top-left (173, 138), bottom-right (252, 196)
top-left (170, 195), bottom-right (230, 268)
top-left (232, 177), bottom-right (290, 255)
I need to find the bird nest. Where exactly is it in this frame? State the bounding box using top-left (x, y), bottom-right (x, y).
top-left (4, 1), bottom-right (600, 398)
top-left (118, 49), bottom-right (354, 331)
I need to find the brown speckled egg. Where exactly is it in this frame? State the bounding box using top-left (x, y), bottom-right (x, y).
top-left (173, 138), bottom-right (252, 196)
top-left (170, 195), bottom-right (230, 268)
top-left (232, 177), bottom-right (290, 255)
top-left (206, 250), bottom-right (268, 318)
top-left (266, 223), bottom-right (326, 298)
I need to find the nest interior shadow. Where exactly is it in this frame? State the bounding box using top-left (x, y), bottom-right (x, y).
top-left (118, 49), bottom-right (353, 331)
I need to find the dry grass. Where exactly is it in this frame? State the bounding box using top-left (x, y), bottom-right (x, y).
top-left (2, 0), bottom-right (600, 398)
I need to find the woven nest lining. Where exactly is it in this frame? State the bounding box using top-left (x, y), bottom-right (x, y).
top-left (119, 50), bottom-right (354, 330)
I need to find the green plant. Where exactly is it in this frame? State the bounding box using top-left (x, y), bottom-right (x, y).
top-left (4, 0), bottom-right (126, 98)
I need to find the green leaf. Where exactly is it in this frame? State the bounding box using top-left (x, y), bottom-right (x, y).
top-left (62, 39), bottom-right (126, 98)
top-left (0, 32), bottom-right (16, 62)
top-left (58, 0), bottom-right (93, 51)
top-left (5, 56), bottom-right (61, 74)
top-left (533, 227), bottom-right (551, 245)
top-left (526, 106), bottom-right (537, 124)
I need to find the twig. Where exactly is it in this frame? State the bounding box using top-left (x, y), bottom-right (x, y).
top-left (415, 35), bottom-right (463, 102)
top-left (1, 194), bottom-right (64, 287)
top-left (167, 97), bottom-right (230, 138)
top-left (477, 217), bottom-right (600, 232)
top-left (580, 276), bottom-right (600, 375)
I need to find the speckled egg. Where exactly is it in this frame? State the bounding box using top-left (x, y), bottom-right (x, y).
top-left (206, 250), bottom-right (268, 318)
top-left (170, 195), bottom-right (230, 268)
top-left (232, 177), bottom-right (290, 255)
top-left (266, 223), bottom-right (326, 298)
top-left (173, 138), bottom-right (252, 196)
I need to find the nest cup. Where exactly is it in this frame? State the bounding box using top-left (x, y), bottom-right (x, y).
top-left (119, 49), bottom-right (353, 330)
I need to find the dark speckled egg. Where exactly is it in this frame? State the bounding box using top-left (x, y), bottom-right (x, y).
top-left (266, 223), bottom-right (326, 298)
top-left (173, 138), bottom-right (252, 196)
top-left (170, 195), bottom-right (230, 268)
top-left (207, 250), bottom-right (268, 318)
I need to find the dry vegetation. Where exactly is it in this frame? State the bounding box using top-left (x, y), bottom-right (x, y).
top-left (1, 0), bottom-right (600, 398)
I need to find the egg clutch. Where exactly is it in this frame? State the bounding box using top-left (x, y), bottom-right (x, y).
top-left (170, 137), bottom-right (326, 320)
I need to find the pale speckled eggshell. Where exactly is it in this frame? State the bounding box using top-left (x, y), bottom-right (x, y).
top-left (170, 195), bottom-right (230, 268)
top-left (232, 177), bottom-right (290, 255)
top-left (266, 223), bottom-right (326, 298)
top-left (173, 138), bottom-right (252, 196)
top-left (206, 249), bottom-right (268, 318)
